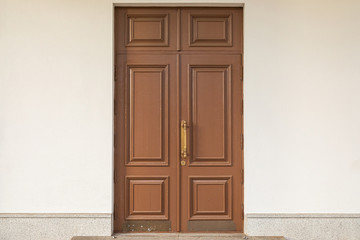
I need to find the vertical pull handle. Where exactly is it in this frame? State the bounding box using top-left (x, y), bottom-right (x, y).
top-left (181, 120), bottom-right (189, 159)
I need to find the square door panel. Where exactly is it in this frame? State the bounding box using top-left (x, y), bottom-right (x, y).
top-left (125, 177), bottom-right (169, 220)
top-left (189, 176), bottom-right (232, 220)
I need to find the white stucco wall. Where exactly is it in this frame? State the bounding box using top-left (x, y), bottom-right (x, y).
top-left (244, 0), bottom-right (360, 214)
top-left (1, 0), bottom-right (360, 217)
top-left (0, 0), bottom-right (113, 213)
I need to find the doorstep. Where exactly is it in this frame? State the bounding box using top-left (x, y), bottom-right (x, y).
top-left (72, 233), bottom-right (285, 240)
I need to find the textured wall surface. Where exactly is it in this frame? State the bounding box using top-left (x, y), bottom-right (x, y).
top-left (245, 214), bottom-right (360, 240)
top-left (0, 214), bottom-right (112, 240)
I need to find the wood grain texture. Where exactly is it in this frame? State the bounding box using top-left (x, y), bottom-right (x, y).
top-left (114, 54), bottom-right (178, 232)
top-left (115, 8), bottom-right (178, 51)
top-left (128, 66), bottom-right (169, 166)
top-left (114, 7), bottom-right (243, 233)
top-left (127, 14), bottom-right (169, 46)
top-left (126, 177), bottom-right (169, 220)
top-left (189, 176), bottom-right (232, 220)
top-left (189, 66), bottom-right (232, 166)
top-left (181, 8), bottom-right (242, 51)
top-left (180, 54), bottom-right (242, 232)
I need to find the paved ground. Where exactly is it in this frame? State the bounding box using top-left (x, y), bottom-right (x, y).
top-left (72, 233), bottom-right (285, 240)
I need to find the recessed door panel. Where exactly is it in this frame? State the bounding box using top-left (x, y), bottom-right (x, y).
top-left (190, 14), bottom-right (232, 47)
top-left (115, 8), bottom-right (178, 52)
top-left (128, 66), bottom-right (169, 166)
top-left (189, 66), bottom-right (232, 166)
top-left (181, 8), bottom-right (242, 51)
top-left (127, 14), bottom-right (169, 46)
top-left (126, 176), bottom-right (169, 220)
top-left (189, 176), bottom-right (232, 220)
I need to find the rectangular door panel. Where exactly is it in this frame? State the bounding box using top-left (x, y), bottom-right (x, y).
top-left (189, 65), bottom-right (232, 166)
top-left (189, 14), bottom-right (232, 47)
top-left (115, 8), bottom-right (178, 52)
top-left (126, 176), bottom-right (169, 220)
top-left (127, 15), bottom-right (169, 47)
top-left (128, 66), bottom-right (169, 166)
top-left (189, 176), bottom-right (232, 220)
top-left (181, 8), bottom-right (243, 51)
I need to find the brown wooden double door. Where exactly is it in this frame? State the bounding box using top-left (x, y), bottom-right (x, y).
top-left (114, 7), bottom-right (243, 233)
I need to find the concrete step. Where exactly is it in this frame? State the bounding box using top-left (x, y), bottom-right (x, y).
top-left (72, 233), bottom-right (285, 240)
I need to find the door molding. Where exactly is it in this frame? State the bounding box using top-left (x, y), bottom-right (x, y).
top-left (113, 1), bottom-right (245, 7)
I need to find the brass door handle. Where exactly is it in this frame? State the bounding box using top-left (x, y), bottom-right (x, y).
top-left (181, 120), bottom-right (189, 160)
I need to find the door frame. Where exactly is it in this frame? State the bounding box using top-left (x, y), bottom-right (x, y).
top-left (112, 2), bottom-right (244, 234)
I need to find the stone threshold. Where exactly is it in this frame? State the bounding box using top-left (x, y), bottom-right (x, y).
top-left (72, 233), bottom-right (285, 240)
